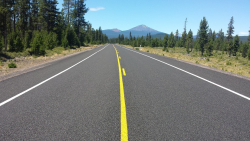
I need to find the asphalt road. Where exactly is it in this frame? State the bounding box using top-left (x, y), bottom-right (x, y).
top-left (1, 44), bottom-right (250, 140)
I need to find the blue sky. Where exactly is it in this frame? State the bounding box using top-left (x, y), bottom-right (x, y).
top-left (57, 0), bottom-right (250, 36)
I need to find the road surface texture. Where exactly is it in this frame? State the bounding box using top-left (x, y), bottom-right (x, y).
top-left (1, 44), bottom-right (250, 140)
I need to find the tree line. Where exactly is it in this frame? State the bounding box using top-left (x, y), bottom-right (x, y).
top-left (0, 0), bottom-right (108, 55)
top-left (110, 17), bottom-right (250, 59)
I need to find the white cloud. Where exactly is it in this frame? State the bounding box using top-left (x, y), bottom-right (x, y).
top-left (239, 32), bottom-right (249, 36)
top-left (89, 7), bottom-right (104, 11)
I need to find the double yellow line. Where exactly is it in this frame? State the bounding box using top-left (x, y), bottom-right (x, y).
top-left (113, 45), bottom-right (128, 141)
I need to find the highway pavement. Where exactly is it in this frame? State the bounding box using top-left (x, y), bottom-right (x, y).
top-left (1, 44), bottom-right (250, 140)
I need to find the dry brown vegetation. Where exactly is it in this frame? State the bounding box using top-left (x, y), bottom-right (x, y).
top-left (0, 45), bottom-right (100, 77)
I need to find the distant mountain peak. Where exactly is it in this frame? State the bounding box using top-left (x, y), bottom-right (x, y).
top-left (111, 28), bottom-right (121, 32)
top-left (129, 25), bottom-right (159, 33)
top-left (102, 25), bottom-right (165, 39)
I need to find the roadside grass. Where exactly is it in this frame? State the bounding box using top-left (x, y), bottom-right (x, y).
top-left (0, 44), bottom-right (102, 75)
top-left (120, 44), bottom-right (250, 78)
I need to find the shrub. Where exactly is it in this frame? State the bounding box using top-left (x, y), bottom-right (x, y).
top-left (0, 60), bottom-right (4, 66)
top-left (206, 58), bottom-right (210, 61)
top-left (45, 50), bottom-right (54, 56)
top-left (136, 48), bottom-right (139, 50)
top-left (147, 50), bottom-right (149, 52)
top-left (52, 47), bottom-right (65, 54)
top-left (8, 62), bottom-right (17, 68)
top-left (23, 48), bottom-right (31, 57)
top-left (226, 61), bottom-right (232, 65)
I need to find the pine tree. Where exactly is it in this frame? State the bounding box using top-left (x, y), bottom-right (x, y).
top-left (31, 31), bottom-right (43, 55)
top-left (47, 0), bottom-right (59, 32)
top-left (198, 17), bottom-right (209, 56)
top-left (208, 28), bottom-right (212, 39)
top-left (98, 27), bottom-right (102, 43)
top-left (163, 34), bottom-right (168, 50)
top-left (63, 0), bottom-right (74, 23)
top-left (62, 31), bottom-right (69, 49)
top-left (44, 32), bottom-right (58, 50)
top-left (168, 32), bottom-right (175, 48)
top-left (15, 33), bottom-right (24, 52)
top-left (64, 24), bottom-right (79, 47)
top-left (17, 0), bottom-right (30, 38)
top-left (196, 31), bottom-right (199, 40)
top-left (242, 42), bottom-right (248, 58)
top-left (10, 0), bottom-right (18, 32)
top-left (0, 0), bottom-right (12, 51)
top-left (24, 32), bottom-right (30, 50)
top-left (206, 39), bottom-right (213, 56)
top-left (129, 32), bottom-right (132, 41)
top-left (218, 29), bottom-right (224, 42)
top-left (9, 32), bottom-right (16, 52)
top-left (233, 35), bottom-right (239, 56)
top-left (54, 11), bottom-right (67, 45)
top-left (217, 29), bottom-right (224, 50)
top-left (227, 16), bottom-right (234, 41)
top-left (30, 0), bottom-right (39, 30)
top-left (72, 0), bottom-right (87, 38)
top-left (212, 30), bottom-right (216, 41)
top-left (175, 29), bottom-right (179, 41)
top-left (0, 37), bottom-right (2, 52)
top-left (181, 18), bottom-right (187, 47)
top-left (186, 29), bottom-right (193, 54)
top-left (118, 34), bottom-right (120, 44)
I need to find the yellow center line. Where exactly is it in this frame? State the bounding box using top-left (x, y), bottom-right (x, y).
top-left (122, 68), bottom-right (126, 76)
top-left (113, 45), bottom-right (128, 141)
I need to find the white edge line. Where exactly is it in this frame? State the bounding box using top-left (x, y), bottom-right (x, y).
top-left (0, 45), bottom-right (108, 107)
top-left (117, 45), bottom-right (250, 101)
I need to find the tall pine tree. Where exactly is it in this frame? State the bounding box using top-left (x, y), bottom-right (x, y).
top-left (198, 17), bottom-right (209, 56)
